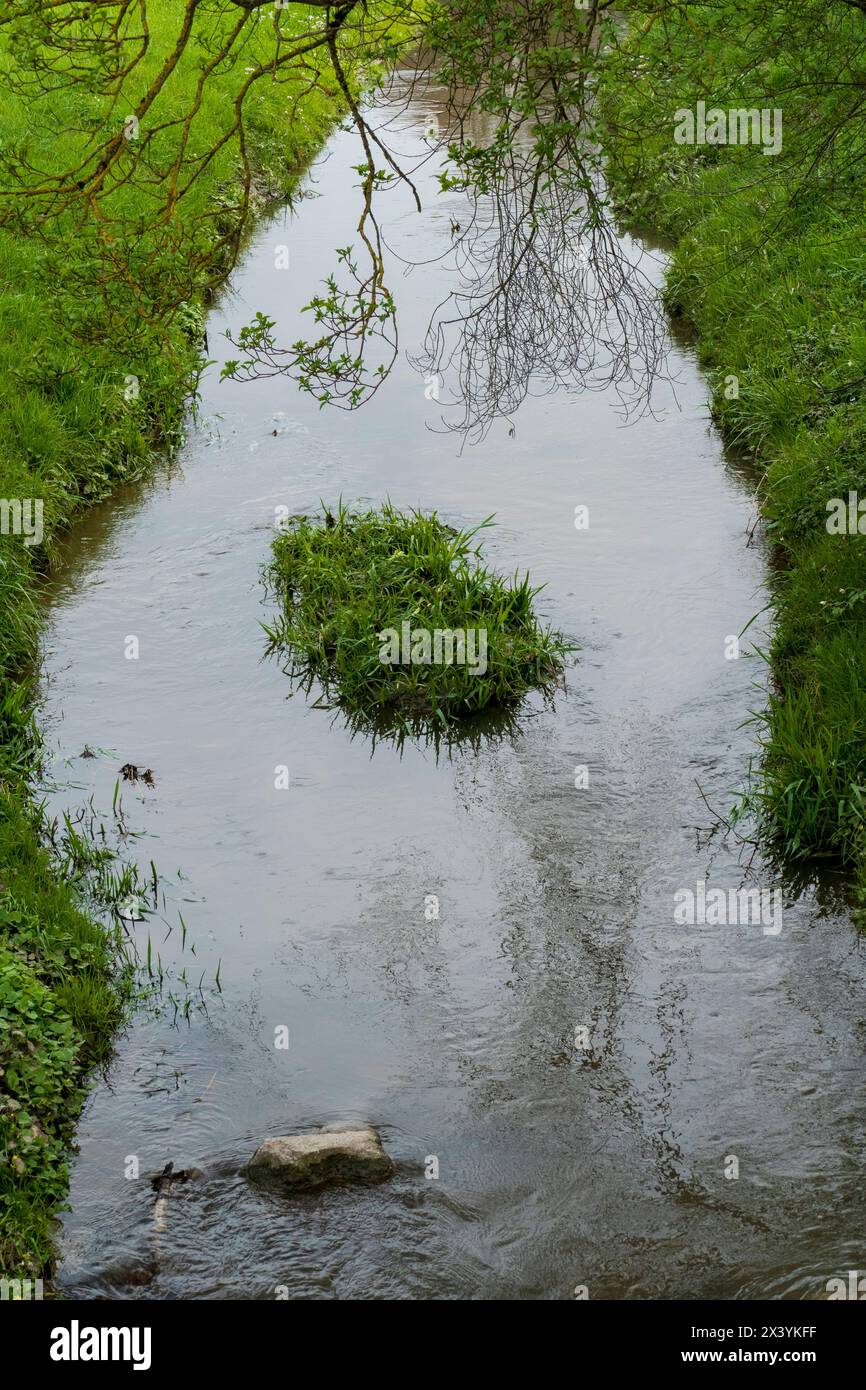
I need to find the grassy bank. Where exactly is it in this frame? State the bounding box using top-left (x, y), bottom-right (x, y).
top-left (600, 8), bottom-right (866, 889)
top-left (0, 5), bottom-right (359, 1279)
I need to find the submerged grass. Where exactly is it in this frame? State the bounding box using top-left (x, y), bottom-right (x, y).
top-left (266, 503), bottom-right (573, 728)
top-left (601, 10), bottom-right (866, 893)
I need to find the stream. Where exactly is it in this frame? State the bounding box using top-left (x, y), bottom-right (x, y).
top-left (38, 75), bottom-right (866, 1301)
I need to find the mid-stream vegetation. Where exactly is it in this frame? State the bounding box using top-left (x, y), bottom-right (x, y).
top-left (266, 504), bottom-right (571, 729)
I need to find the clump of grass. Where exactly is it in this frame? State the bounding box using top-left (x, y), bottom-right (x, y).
top-left (265, 502), bottom-right (573, 728)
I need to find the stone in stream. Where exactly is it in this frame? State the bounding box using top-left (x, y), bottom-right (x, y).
top-left (245, 1125), bottom-right (394, 1192)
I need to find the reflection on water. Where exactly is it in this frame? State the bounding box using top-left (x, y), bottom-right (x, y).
top-left (267, 647), bottom-right (557, 761)
top-left (36, 77), bottom-right (866, 1301)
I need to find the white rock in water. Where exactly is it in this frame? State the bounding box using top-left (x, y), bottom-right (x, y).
top-left (246, 1125), bottom-right (393, 1191)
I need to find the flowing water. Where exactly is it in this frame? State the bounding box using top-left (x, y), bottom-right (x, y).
top-left (38, 78), bottom-right (866, 1301)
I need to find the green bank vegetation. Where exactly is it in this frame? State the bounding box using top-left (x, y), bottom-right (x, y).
top-left (601, 3), bottom-right (866, 891)
top-left (266, 503), bottom-right (571, 730)
top-left (0, 1), bottom-right (363, 1277)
